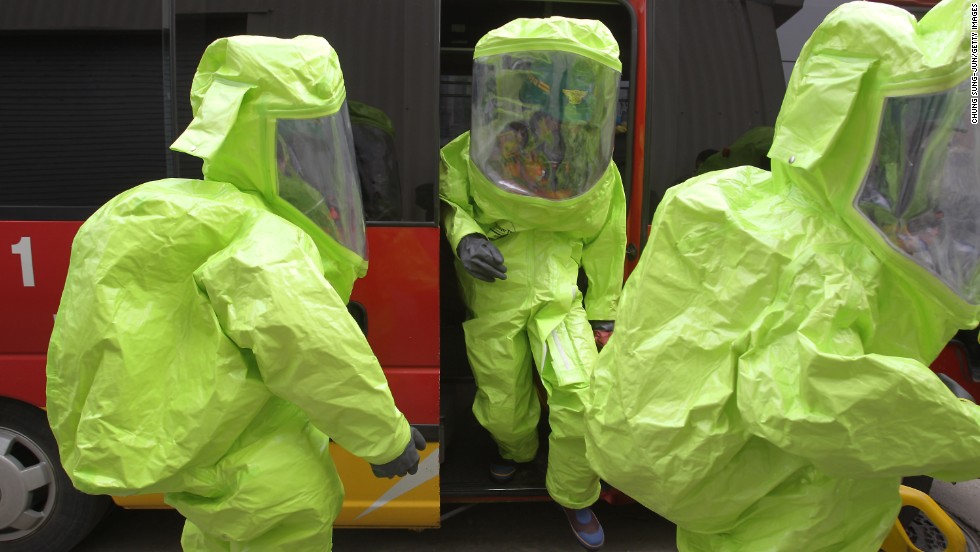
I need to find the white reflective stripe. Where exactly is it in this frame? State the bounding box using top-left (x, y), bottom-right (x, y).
top-left (550, 328), bottom-right (575, 376)
top-left (353, 446), bottom-right (440, 520)
top-left (303, 196), bottom-right (326, 215)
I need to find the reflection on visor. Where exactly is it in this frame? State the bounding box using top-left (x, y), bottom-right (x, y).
top-left (351, 123), bottom-right (402, 221)
top-left (276, 109), bottom-right (367, 259)
top-left (856, 80), bottom-right (980, 303)
top-left (471, 51), bottom-right (621, 200)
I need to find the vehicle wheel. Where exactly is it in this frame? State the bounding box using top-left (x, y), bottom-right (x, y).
top-left (0, 400), bottom-right (112, 551)
top-left (906, 509), bottom-right (980, 552)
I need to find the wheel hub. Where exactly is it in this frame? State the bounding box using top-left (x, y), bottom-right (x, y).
top-left (0, 428), bottom-right (54, 541)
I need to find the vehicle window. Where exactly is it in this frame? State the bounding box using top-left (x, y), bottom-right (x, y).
top-left (0, 1), bottom-right (439, 224)
top-left (0, 1), bottom-right (171, 219)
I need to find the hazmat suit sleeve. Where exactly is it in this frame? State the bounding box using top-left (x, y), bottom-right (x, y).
top-left (194, 219), bottom-right (411, 465)
top-left (739, 328), bottom-right (980, 482)
top-left (440, 133), bottom-right (486, 252)
top-left (581, 164), bottom-right (627, 320)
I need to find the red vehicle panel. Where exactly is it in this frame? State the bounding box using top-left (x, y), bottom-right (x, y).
top-left (624, 0), bottom-right (647, 278)
top-left (931, 340), bottom-right (980, 400)
top-left (0, 221), bottom-right (440, 422)
top-left (0, 221), bottom-right (83, 408)
top-left (0, 221), bottom-right (80, 354)
top-left (352, 226), bottom-right (441, 424)
top-left (351, 226), bottom-right (440, 369)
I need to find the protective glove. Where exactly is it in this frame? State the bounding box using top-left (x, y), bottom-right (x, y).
top-left (590, 320), bottom-right (614, 351)
top-left (456, 233), bottom-right (507, 282)
top-left (371, 427), bottom-right (427, 479)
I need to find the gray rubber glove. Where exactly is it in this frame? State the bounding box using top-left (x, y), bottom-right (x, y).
top-left (457, 233), bottom-right (507, 282)
top-left (370, 427), bottom-right (426, 479)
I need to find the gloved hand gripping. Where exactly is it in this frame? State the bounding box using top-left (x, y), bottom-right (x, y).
top-left (370, 427), bottom-right (427, 479)
top-left (457, 234), bottom-right (508, 282)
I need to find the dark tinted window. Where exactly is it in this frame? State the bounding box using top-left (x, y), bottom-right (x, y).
top-left (0, 0), bottom-right (440, 224)
top-left (0, 1), bottom-right (170, 218)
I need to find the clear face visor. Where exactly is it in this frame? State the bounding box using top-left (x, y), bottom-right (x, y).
top-left (856, 79), bottom-right (980, 303)
top-left (470, 51), bottom-right (620, 200)
top-left (276, 105), bottom-right (367, 259)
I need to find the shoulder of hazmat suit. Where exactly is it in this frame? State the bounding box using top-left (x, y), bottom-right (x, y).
top-left (439, 16), bottom-right (627, 319)
top-left (585, 1), bottom-right (980, 551)
top-left (695, 125), bottom-right (774, 175)
top-left (46, 35), bottom-right (411, 550)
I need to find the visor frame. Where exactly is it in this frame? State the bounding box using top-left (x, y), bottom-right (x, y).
top-left (469, 50), bottom-right (621, 202)
top-left (847, 74), bottom-right (980, 307)
top-left (261, 103), bottom-right (369, 276)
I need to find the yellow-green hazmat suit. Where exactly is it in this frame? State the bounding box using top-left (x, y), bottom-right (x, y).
top-left (46, 35), bottom-right (412, 551)
top-left (586, 1), bottom-right (980, 550)
top-left (440, 17), bottom-right (626, 509)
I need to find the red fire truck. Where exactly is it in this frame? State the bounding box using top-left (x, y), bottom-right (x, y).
top-left (2, 0), bottom-right (971, 550)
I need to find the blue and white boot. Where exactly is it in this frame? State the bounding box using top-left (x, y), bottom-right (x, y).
top-left (489, 456), bottom-right (518, 482)
top-left (563, 507), bottom-right (604, 550)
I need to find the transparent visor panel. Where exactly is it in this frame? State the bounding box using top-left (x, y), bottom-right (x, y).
top-left (471, 51), bottom-right (620, 200)
top-left (856, 79), bottom-right (980, 303)
top-left (276, 106), bottom-right (367, 259)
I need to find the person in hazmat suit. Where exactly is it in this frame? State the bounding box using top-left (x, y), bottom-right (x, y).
top-left (440, 17), bottom-right (626, 551)
top-left (349, 100), bottom-right (403, 221)
top-left (694, 126), bottom-right (774, 175)
top-left (46, 35), bottom-right (425, 551)
top-left (584, 1), bottom-right (980, 550)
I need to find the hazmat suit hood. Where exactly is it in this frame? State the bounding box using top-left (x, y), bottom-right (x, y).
top-left (172, 35), bottom-right (366, 300)
top-left (770, 0), bottom-right (980, 320)
top-left (465, 17), bottom-right (623, 234)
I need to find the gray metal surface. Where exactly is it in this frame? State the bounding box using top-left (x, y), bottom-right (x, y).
top-left (645, 0), bottom-right (788, 209)
top-left (0, 428), bottom-right (55, 542)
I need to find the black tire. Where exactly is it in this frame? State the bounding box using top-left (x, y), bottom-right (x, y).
top-left (905, 509), bottom-right (980, 552)
top-left (0, 400), bottom-right (112, 552)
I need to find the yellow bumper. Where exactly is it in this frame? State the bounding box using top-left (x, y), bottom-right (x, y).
top-left (112, 441), bottom-right (441, 529)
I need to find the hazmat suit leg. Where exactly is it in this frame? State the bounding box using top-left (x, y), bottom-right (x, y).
top-left (179, 522), bottom-right (230, 552)
top-left (676, 472), bottom-right (899, 552)
top-left (528, 303), bottom-right (602, 509)
top-left (166, 401), bottom-right (343, 552)
top-left (463, 310), bottom-right (541, 463)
